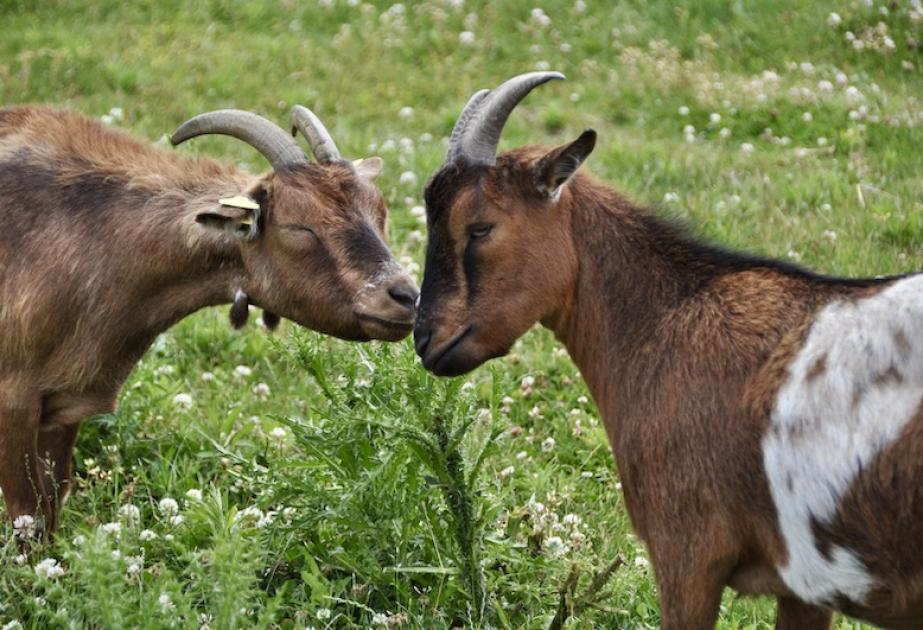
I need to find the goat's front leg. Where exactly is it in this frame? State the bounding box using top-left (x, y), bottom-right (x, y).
top-left (0, 390), bottom-right (48, 539)
top-left (653, 563), bottom-right (727, 630)
top-left (646, 531), bottom-right (735, 630)
top-left (775, 596), bottom-right (832, 630)
top-left (36, 423), bottom-right (81, 532)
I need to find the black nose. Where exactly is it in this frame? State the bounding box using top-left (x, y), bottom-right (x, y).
top-left (414, 327), bottom-right (432, 358)
top-left (388, 282), bottom-right (419, 314)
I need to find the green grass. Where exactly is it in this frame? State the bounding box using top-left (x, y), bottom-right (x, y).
top-left (1, 0), bottom-right (921, 627)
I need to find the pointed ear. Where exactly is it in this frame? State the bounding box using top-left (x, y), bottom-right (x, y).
top-left (353, 156), bottom-right (384, 180)
top-left (534, 129), bottom-right (597, 198)
top-left (196, 181), bottom-right (268, 240)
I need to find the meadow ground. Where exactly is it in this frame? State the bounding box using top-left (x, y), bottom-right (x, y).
top-left (1, 0), bottom-right (921, 627)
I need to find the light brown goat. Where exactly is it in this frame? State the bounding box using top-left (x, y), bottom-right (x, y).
top-left (415, 72), bottom-right (923, 628)
top-left (0, 106), bottom-right (417, 535)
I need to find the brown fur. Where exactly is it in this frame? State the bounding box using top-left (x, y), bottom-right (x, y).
top-left (415, 141), bottom-right (904, 628)
top-left (0, 106), bottom-right (416, 534)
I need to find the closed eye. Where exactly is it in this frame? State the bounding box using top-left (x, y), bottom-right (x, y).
top-left (282, 225), bottom-right (317, 236)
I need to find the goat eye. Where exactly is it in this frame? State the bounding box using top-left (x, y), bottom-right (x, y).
top-left (468, 223), bottom-right (493, 239)
top-left (281, 225), bottom-right (318, 245)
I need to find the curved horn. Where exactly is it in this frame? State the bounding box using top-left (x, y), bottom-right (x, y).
top-left (450, 71), bottom-right (565, 165)
top-left (445, 88), bottom-right (490, 163)
top-left (290, 105), bottom-right (341, 163)
top-left (171, 109), bottom-right (308, 170)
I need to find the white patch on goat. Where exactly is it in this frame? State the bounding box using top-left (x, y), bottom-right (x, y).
top-left (764, 274), bottom-right (923, 606)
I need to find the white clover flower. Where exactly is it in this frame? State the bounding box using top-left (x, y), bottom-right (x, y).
top-left (270, 426), bottom-right (289, 441)
top-left (154, 365), bottom-right (175, 377)
top-left (398, 106), bottom-right (414, 120)
top-left (118, 504), bottom-right (141, 525)
top-left (315, 608), bottom-right (332, 620)
top-left (581, 470), bottom-right (594, 478)
top-left (12, 514), bottom-right (35, 539)
top-left (708, 112), bottom-right (721, 125)
top-left (72, 534), bottom-right (86, 546)
top-left (529, 406), bottom-right (543, 419)
top-left (719, 127), bottom-right (731, 139)
top-left (234, 365), bottom-right (253, 379)
top-left (234, 505), bottom-right (265, 527)
top-left (371, 612), bottom-right (389, 625)
top-left (410, 205), bottom-right (426, 218)
top-left (545, 535), bottom-right (567, 557)
top-left (2, 621), bottom-right (24, 630)
top-left (574, 0), bottom-right (586, 13)
top-left (100, 114), bottom-right (115, 125)
top-left (109, 107), bottom-right (124, 121)
top-left (817, 137), bottom-right (828, 147)
top-left (169, 515), bottom-right (185, 527)
top-left (562, 513), bottom-right (582, 526)
top-left (678, 105), bottom-right (690, 116)
top-left (516, 450), bottom-right (529, 460)
top-left (201, 371), bottom-right (216, 382)
top-left (172, 393), bottom-right (193, 410)
top-left (252, 382), bottom-right (271, 399)
top-left (125, 555), bottom-right (143, 577)
top-left (34, 558), bottom-right (65, 580)
top-left (458, 30), bottom-right (476, 46)
top-left (817, 80), bottom-right (833, 93)
top-left (799, 61), bottom-right (815, 75)
top-left (185, 488), bottom-right (203, 502)
top-left (845, 86), bottom-right (863, 104)
top-left (802, 111), bottom-right (813, 122)
top-left (740, 142), bottom-right (754, 155)
top-left (158, 497), bottom-right (179, 517)
top-left (663, 192), bottom-right (679, 203)
top-left (140, 529), bottom-right (157, 541)
top-left (823, 230), bottom-right (837, 241)
top-left (499, 465), bottom-right (515, 480)
top-left (399, 171), bottom-right (418, 186)
top-left (683, 124), bottom-right (695, 136)
top-left (100, 521), bottom-right (122, 537)
top-left (634, 555), bottom-right (649, 568)
top-left (577, 395), bottom-right (589, 404)
top-left (530, 7), bottom-right (551, 28)
top-left (535, 60), bottom-right (551, 71)
top-left (827, 12), bottom-right (842, 27)
top-left (159, 593), bottom-right (175, 610)
top-left (541, 436), bottom-right (556, 452)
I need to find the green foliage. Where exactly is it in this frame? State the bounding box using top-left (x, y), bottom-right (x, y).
top-left (1, 0), bottom-right (921, 627)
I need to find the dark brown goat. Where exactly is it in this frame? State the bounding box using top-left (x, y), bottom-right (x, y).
top-left (415, 72), bottom-right (923, 628)
top-left (0, 106), bottom-right (417, 535)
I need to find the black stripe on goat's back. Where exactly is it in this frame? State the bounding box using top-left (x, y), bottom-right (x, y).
top-left (0, 151), bottom-right (144, 226)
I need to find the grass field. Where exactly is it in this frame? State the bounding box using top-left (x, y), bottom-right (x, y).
top-left (1, 0), bottom-right (922, 627)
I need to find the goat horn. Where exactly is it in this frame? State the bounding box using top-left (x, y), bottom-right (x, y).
top-left (449, 71), bottom-right (565, 166)
top-left (290, 105), bottom-right (342, 163)
top-left (445, 88), bottom-right (490, 164)
top-left (171, 109), bottom-right (308, 170)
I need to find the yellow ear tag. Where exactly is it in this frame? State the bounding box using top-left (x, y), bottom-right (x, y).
top-left (218, 195), bottom-right (260, 211)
